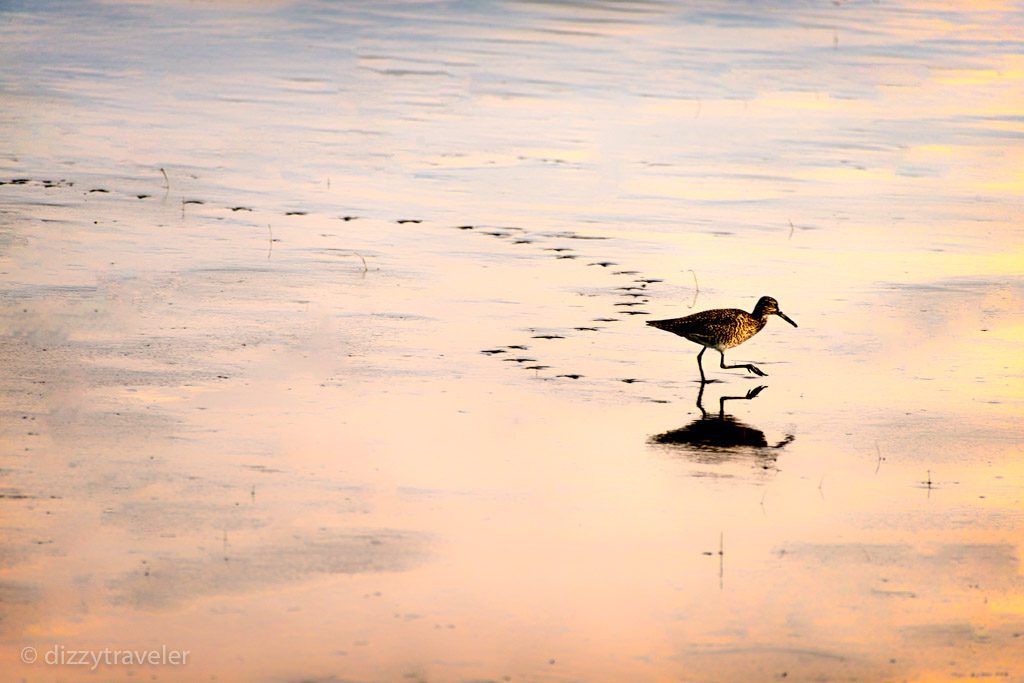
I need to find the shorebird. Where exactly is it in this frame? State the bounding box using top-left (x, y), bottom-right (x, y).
top-left (647, 296), bottom-right (798, 382)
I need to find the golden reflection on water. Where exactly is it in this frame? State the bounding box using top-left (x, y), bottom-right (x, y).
top-left (1, 0), bottom-right (1023, 681)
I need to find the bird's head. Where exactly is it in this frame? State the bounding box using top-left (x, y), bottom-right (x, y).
top-left (754, 296), bottom-right (798, 327)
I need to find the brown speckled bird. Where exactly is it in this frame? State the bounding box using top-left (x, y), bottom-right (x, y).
top-left (647, 296), bottom-right (798, 382)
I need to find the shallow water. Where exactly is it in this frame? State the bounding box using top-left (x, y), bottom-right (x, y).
top-left (1, 1), bottom-right (1023, 681)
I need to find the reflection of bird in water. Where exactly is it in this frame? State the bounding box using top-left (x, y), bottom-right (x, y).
top-left (647, 296), bottom-right (798, 382)
top-left (650, 383), bottom-right (794, 453)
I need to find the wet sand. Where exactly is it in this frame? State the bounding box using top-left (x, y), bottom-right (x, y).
top-left (2, 1), bottom-right (1023, 682)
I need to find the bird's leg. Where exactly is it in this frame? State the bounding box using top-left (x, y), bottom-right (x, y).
top-left (695, 379), bottom-right (709, 418)
top-left (719, 350), bottom-right (767, 377)
top-left (719, 385), bottom-right (767, 416)
top-left (696, 347), bottom-right (707, 383)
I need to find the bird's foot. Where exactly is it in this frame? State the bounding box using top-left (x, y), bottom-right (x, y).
top-left (745, 385), bottom-right (767, 400)
top-left (747, 365), bottom-right (768, 377)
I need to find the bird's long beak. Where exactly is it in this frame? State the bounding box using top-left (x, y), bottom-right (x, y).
top-left (777, 311), bottom-right (798, 327)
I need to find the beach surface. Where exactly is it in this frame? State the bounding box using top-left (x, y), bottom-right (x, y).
top-left (1, 1), bottom-right (1023, 681)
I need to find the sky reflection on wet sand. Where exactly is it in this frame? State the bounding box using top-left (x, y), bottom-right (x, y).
top-left (1, 1), bottom-right (1023, 681)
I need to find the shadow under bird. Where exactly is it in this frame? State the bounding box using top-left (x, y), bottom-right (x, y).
top-left (649, 384), bottom-right (794, 453)
top-left (647, 296), bottom-right (798, 382)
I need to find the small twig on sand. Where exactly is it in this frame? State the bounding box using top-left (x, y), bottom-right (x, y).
top-left (160, 167), bottom-right (169, 190)
top-left (334, 250), bottom-right (368, 273)
top-left (353, 251), bottom-right (367, 272)
top-left (687, 269), bottom-right (700, 308)
top-left (718, 532), bottom-right (724, 589)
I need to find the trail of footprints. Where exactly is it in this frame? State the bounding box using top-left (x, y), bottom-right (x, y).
top-left (458, 222), bottom-right (670, 396)
top-left (3, 175), bottom-right (672, 401)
